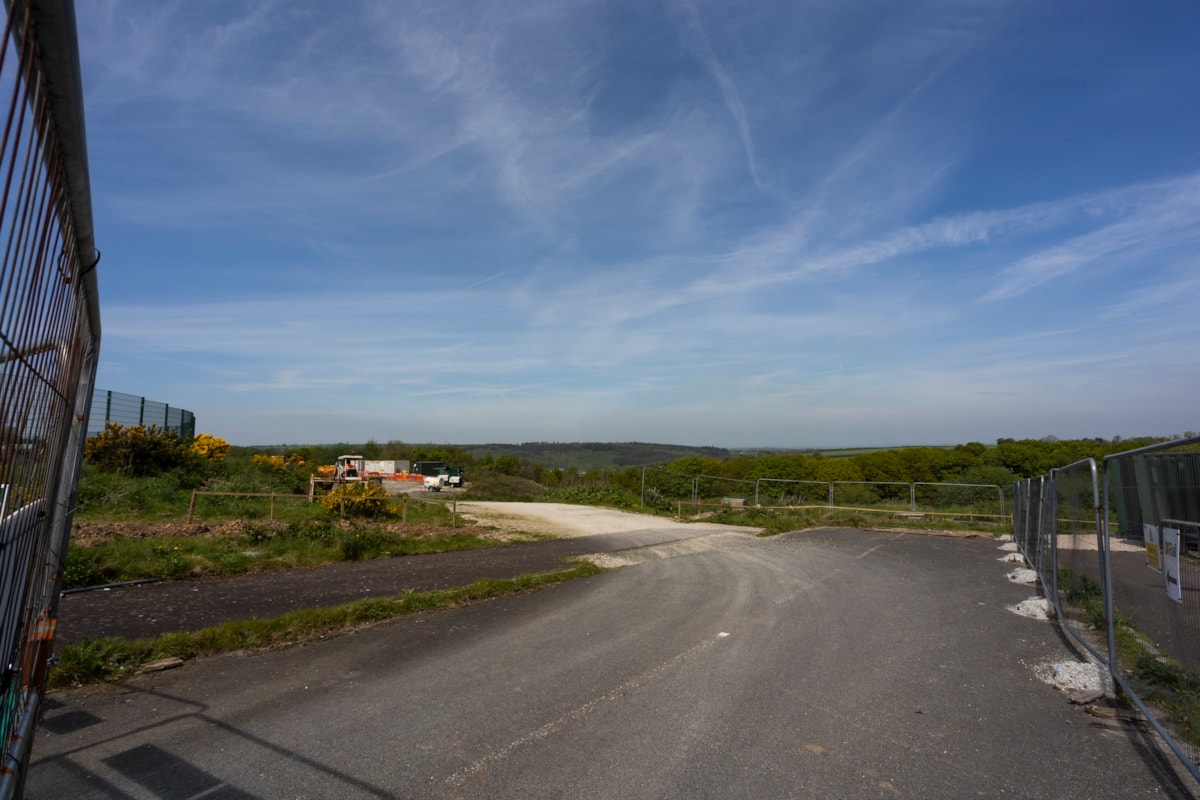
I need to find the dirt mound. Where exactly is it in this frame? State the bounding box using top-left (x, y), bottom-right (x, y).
top-left (70, 520), bottom-right (247, 547)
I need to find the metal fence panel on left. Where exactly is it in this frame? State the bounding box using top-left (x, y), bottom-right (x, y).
top-left (0, 1), bottom-right (99, 796)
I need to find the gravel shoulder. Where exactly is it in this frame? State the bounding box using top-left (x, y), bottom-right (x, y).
top-left (456, 501), bottom-right (760, 538)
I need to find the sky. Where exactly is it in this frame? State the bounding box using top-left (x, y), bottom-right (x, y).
top-left (76, 1), bottom-right (1200, 448)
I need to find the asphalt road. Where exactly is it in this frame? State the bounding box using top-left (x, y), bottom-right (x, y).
top-left (28, 527), bottom-right (1200, 799)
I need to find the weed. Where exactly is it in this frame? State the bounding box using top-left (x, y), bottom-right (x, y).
top-left (61, 522), bottom-right (502, 590)
top-left (49, 563), bottom-right (603, 688)
top-left (539, 486), bottom-right (639, 509)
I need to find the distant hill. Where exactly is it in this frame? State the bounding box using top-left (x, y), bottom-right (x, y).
top-left (462, 442), bottom-right (730, 471)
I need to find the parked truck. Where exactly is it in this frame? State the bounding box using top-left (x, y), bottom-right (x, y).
top-left (423, 466), bottom-right (464, 491)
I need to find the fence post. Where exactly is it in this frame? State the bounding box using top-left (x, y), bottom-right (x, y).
top-left (452, 498), bottom-right (457, 527)
top-left (270, 494), bottom-right (276, 522)
top-left (402, 495), bottom-right (407, 523)
top-left (187, 490), bottom-right (197, 524)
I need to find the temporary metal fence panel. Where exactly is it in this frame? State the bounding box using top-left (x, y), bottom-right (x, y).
top-left (639, 466), bottom-right (694, 510)
top-left (1047, 459), bottom-right (1106, 662)
top-left (831, 480), bottom-right (911, 509)
top-left (1013, 477), bottom-right (1049, 573)
top-left (912, 482), bottom-right (1006, 518)
top-left (1102, 437), bottom-right (1200, 775)
top-left (694, 474), bottom-right (755, 508)
top-left (1014, 441), bottom-right (1200, 780)
top-left (754, 478), bottom-right (832, 507)
top-left (87, 388), bottom-right (195, 439)
top-left (0, 1), bottom-right (99, 795)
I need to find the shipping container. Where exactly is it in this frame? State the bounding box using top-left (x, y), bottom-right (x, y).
top-left (364, 460), bottom-right (410, 475)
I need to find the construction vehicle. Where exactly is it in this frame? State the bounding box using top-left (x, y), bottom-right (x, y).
top-left (316, 454), bottom-right (372, 481)
top-left (311, 454), bottom-right (383, 499)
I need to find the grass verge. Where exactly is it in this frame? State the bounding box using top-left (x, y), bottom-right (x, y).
top-left (64, 519), bottom-right (498, 589)
top-left (51, 561), bottom-right (602, 689)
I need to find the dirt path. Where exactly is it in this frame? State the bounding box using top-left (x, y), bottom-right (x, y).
top-left (57, 504), bottom-right (759, 643)
top-left (457, 501), bottom-right (758, 538)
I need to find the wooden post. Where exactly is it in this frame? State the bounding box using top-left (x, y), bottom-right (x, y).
top-left (270, 494), bottom-right (276, 521)
top-left (452, 497), bottom-right (457, 527)
top-left (187, 490), bottom-right (197, 524)
top-left (677, 500), bottom-right (681, 521)
top-left (402, 495), bottom-right (407, 523)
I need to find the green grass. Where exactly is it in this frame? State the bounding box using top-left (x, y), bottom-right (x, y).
top-left (538, 485), bottom-right (641, 510)
top-left (1057, 565), bottom-right (1200, 748)
top-left (457, 472), bottom-right (547, 501)
top-left (64, 518), bottom-right (497, 589)
top-left (50, 563), bottom-right (603, 688)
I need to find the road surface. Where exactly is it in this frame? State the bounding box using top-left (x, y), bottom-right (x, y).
top-left (27, 507), bottom-right (1199, 799)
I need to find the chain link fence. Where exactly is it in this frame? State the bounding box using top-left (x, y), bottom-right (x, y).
top-left (1014, 438), bottom-right (1200, 782)
top-left (86, 388), bottom-right (195, 438)
top-left (0, 1), bottom-right (99, 795)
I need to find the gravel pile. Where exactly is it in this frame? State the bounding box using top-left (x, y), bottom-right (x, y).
top-left (1036, 660), bottom-right (1112, 695)
top-left (1008, 596), bottom-right (1053, 619)
top-left (1007, 567), bottom-right (1039, 584)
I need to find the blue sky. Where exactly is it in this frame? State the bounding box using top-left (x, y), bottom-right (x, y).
top-left (78, 1), bottom-right (1200, 448)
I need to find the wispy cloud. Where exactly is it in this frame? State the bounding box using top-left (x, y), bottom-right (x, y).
top-left (668, 0), bottom-right (764, 190)
top-left (79, 1), bottom-right (1200, 445)
top-left (983, 173), bottom-right (1200, 301)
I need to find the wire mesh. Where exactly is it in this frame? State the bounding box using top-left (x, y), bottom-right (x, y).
top-left (1048, 459), bottom-right (1106, 660)
top-left (0, 1), bottom-right (98, 794)
top-left (86, 388), bottom-right (195, 438)
top-left (1103, 440), bottom-right (1200, 770)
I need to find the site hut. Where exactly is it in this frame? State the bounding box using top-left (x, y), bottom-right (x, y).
top-left (412, 461), bottom-right (446, 477)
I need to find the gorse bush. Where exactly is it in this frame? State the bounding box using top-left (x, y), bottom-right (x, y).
top-left (190, 433), bottom-right (231, 462)
top-left (84, 422), bottom-right (202, 478)
top-left (318, 482), bottom-right (390, 517)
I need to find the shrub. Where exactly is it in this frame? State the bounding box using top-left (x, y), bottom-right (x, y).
top-left (191, 433), bottom-right (231, 462)
top-left (84, 422), bottom-right (201, 478)
top-left (539, 485), bottom-right (639, 510)
top-left (318, 482), bottom-right (389, 517)
top-left (459, 473), bottom-right (546, 501)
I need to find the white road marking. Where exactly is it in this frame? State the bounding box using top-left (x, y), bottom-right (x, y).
top-left (856, 544), bottom-right (886, 559)
top-left (444, 633), bottom-right (730, 787)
